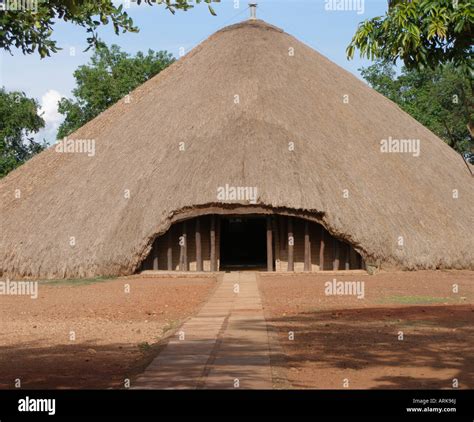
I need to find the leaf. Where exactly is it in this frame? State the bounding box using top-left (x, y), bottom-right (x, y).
top-left (208, 5), bottom-right (216, 16)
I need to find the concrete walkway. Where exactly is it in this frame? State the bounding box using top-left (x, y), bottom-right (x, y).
top-left (133, 272), bottom-right (273, 389)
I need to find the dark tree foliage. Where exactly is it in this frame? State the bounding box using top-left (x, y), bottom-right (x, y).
top-left (0, 89), bottom-right (46, 177)
top-left (57, 44), bottom-right (175, 139)
top-left (0, 0), bottom-right (218, 57)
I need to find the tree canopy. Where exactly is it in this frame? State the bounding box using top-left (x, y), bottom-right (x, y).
top-left (0, 89), bottom-right (46, 177)
top-left (360, 60), bottom-right (473, 161)
top-left (0, 0), bottom-right (218, 58)
top-left (347, 0), bottom-right (473, 71)
top-left (57, 44), bottom-right (175, 139)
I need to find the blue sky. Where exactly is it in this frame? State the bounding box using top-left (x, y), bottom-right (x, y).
top-left (0, 0), bottom-right (388, 142)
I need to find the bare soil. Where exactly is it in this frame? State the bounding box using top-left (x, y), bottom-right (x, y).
top-left (0, 276), bottom-right (217, 389)
top-left (258, 270), bottom-right (474, 389)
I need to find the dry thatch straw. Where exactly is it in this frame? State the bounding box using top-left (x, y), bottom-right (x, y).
top-left (1, 20), bottom-right (473, 279)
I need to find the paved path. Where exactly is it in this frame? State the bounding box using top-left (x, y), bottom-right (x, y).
top-left (133, 272), bottom-right (273, 389)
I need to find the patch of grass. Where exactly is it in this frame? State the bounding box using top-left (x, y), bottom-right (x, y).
top-left (137, 342), bottom-right (152, 353)
top-left (377, 295), bottom-right (454, 305)
top-left (161, 320), bottom-right (180, 335)
top-left (308, 307), bottom-right (323, 313)
top-left (399, 320), bottom-right (441, 328)
top-left (382, 318), bottom-right (440, 327)
top-left (38, 276), bottom-right (117, 287)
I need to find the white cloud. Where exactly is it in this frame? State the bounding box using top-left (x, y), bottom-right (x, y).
top-left (40, 89), bottom-right (63, 125)
top-left (36, 89), bottom-right (64, 144)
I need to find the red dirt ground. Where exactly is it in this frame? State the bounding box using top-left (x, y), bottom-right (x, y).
top-left (0, 276), bottom-right (217, 389)
top-left (258, 270), bottom-right (474, 389)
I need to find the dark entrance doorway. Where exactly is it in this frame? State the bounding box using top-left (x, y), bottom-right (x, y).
top-left (220, 217), bottom-right (267, 270)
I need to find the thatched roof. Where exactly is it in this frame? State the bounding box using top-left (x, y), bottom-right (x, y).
top-left (1, 19), bottom-right (473, 279)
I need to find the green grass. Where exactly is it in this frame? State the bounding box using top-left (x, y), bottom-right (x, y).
top-left (161, 320), bottom-right (181, 335)
top-left (377, 295), bottom-right (454, 305)
top-left (38, 276), bottom-right (117, 287)
top-left (137, 342), bottom-right (152, 353)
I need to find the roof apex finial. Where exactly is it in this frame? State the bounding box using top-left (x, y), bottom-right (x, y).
top-left (249, 3), bottom-right (257, 20)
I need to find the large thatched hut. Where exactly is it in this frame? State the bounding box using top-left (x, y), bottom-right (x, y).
top-left (1, 18), bottom-right (473, 279)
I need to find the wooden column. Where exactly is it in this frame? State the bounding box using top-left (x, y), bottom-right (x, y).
top-left (304, 221), bottom-right (311, 271)
top-left (217, 216), bottom-right (221, 271)
top-left (167, 228), bottom-right (173, 271)
top-left (195, 218), bottom-right (202, 271)
top-left (266, 217), bottom-right (273, 272)
top-left (210, 215), bottom-right (216, 272)
top-left (183, 221), bottom-right (188, 271)
top-left (272, 216), bottom-right (280, 270)
top-left (319, 226), bottom-right (325, 271)
top-left (333, 238), bottom-right (340, 271)
top-left (349, 245), bottom-right (357, 270)
top-left (179, 221), bottom-right (187, 271)
top-left (152, 238), bottom-right (159, 270)
top-left (344, 243), bottom-right (350, 270)
top-left (287, 217), bottom-right (294, 271)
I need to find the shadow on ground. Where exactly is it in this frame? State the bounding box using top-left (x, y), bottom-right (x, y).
top-left (0, 340), bottom-right (163, 389)
top-left (264, 304), bottom-right (474, 389)
top-left (1, 305), bottom-right (472, 389)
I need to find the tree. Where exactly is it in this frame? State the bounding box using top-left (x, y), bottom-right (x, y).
top-left (360, 60), bottom-right (473, 161)
top-left (0, 89), bottom-right (46, 177)
top-left (347, 0), bottom-right (474, 138)
top-left (347, 0), bottom-right (473, 70)
top-left (0, 0), bottom-right (218, 58)
top-left (57, 44), bottom-right (174, 139)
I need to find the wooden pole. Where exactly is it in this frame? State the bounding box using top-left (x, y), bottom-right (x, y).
top-left (210, 215), bottom-right (216, 272)
top-left (349, 245), bottom-right (357, 270)
top-left (217, 216), bottom-right (221, 271)
top-left (319, 226), bottom-right (325, 271)
top-left (195, 218), bottom-right (202, 271)
top-left (345, 243), bottom-right (350, 270)
top-left (272, 216), bottom-right (280, 270)
top-left (152, 238), bottom-right (159, 270)
top-left (304, 221), bottom-right (311, 271)
top-left (179, 221), bottom-right (187, 271)
top-left (183, 221), bottom-right (188, 271)
top-left (267, 216), bottom-right (273, 271)
top-left (287, 217), bottom-right (294, 271)
top-left (333, 238), bottom-right (340, 271)
top-left (179, 224), bottom-right (184, 271)
top-left (167, 227), bottom-right (173, 271)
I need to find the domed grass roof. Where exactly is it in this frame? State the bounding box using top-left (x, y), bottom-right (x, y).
top-left (1, 19), bottom-right (473, 279)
